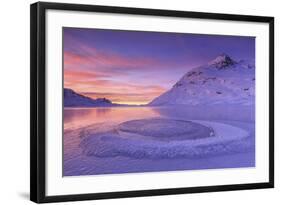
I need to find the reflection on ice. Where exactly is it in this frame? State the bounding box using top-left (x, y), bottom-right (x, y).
top-left (64, 106), bottom-right (255, 176)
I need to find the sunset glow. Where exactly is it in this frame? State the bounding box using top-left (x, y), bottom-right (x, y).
top-left (63, 28), bottom-right (255, 105)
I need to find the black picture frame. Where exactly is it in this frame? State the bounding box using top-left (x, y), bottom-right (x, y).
top-left (30, 1), bottom-right (274, 203)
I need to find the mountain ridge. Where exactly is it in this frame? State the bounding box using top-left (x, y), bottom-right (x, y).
top-left (149, 54), bottom-right (255, 106)
top-left (64, 88), bottom-right (113, 107)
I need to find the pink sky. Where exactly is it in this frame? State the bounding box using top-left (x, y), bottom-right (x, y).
top-left (63, 28), bottom-right (255, 105)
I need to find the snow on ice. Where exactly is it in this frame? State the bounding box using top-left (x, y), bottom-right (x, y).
top-left (79, 118), bottom-right (251, 159)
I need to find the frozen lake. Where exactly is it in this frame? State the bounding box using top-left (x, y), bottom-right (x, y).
top-left (64, 106), bottom-right (255, 176)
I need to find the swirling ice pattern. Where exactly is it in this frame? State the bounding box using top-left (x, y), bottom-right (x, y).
top-left (79, 118), bottom-right (251, 159)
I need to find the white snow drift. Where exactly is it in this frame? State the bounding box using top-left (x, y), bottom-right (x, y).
top-left (79, 118), bottom-right (250, 159)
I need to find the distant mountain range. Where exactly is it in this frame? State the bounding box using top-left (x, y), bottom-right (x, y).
top-left (149, 54), bottom-right (255, 106)
top-left (64, 88), bottom-right (114, 107)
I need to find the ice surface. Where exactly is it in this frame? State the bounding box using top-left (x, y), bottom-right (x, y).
top-left (118, 118), bottom-right (213, 140)
top-left (79, 118), bottom-right (250, 159)
top-left (63, 106), bottom-right (255, 176)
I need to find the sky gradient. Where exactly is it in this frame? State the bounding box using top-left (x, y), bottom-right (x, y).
top-left (63, 27), bottom-right (255, 105)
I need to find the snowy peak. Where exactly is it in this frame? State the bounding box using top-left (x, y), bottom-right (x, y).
top-left (149, 55), bottom-right (255, 106)
top-left (208, 54), bottom-right (236, 69)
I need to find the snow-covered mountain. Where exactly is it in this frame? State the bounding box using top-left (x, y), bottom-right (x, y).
top-left (64, 88), bottom-right (113, 107)
top-left (149, 54), bottom-right (255, 106)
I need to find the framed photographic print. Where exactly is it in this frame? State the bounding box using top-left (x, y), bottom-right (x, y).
top-left (30, 1), bottom-right (274, 203)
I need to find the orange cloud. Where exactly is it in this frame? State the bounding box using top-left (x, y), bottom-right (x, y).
top-left (65, 76), bottom-right (166, 105)
top-left (63, 44), bottom-right (171, 105)
top-left (64, 69), bottom-right (108, 82)
top-left (83, 89), bottom-right (165, 105)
